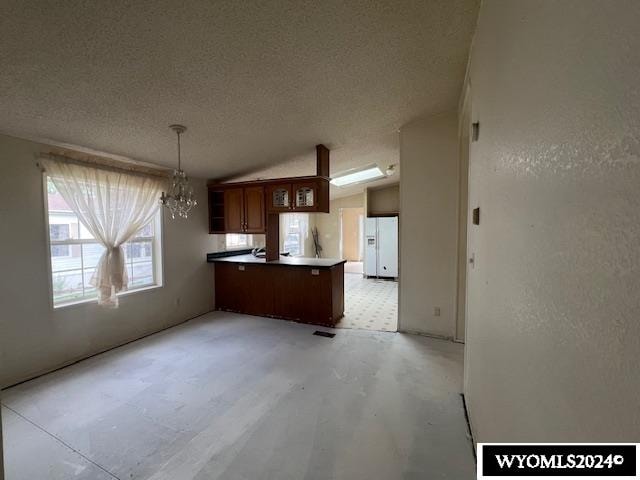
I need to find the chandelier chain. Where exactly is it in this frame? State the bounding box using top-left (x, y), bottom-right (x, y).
top-left (160, 124), bottom-right (197, 219)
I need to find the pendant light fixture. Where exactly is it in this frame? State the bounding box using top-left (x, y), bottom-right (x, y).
top-left (160, 124), bottom-right (197, 219)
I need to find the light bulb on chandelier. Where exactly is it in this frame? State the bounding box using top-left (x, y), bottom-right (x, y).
top-left (160, 124), bottom-right (197, 219)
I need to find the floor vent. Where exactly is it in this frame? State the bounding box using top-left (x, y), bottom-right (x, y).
top-left (313, 331), bottom-right (335, 338)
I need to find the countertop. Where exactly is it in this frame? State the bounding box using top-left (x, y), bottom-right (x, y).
top-left (207, 253), bottom-right (346, 268)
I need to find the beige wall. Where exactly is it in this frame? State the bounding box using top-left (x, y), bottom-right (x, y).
top-left (341, 208), bottom-right (364, 261)
top-left (399, 111), bottom-right (459, 338)
top-left (315, 193), bottom-right (364, 259)
top-left (367, 184), bottom-right (399, 215)
top-left (464, 0), bottom-right (640, 442)
top-left (0, 134), bottom-right (216, 387)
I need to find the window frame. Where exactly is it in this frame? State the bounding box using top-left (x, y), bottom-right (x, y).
top-left (281, 213), bottom-right (308, 257)
top-left (43, 173), bottom-right (164, 310)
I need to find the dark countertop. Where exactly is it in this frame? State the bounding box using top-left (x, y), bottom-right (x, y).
top-left (207, 253), bottom-right (346, 268)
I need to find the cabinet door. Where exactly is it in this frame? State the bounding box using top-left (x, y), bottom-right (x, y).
top-left (266, 184), bottom-right (292, 212)
top-left (244, 186), bottom-right (265, 233)
top-left (293, 181), bottom-right (318, 212)
top-left (224, 188), bottom-right (245, 232)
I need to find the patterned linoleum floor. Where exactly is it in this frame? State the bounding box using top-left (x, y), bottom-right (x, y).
top-left (336, 273), bottom-right (398, 332)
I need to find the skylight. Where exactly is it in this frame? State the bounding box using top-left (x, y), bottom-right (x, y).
top-left (330, 165), bottom-right (385, 187)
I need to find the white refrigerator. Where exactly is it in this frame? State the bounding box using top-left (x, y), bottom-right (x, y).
top-left (364, 217), bottom-right (398, 278)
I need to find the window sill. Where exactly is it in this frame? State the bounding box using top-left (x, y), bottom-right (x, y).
top-left (52, 283), bottom-right (163, 310)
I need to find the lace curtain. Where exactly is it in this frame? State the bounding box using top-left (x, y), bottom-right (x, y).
top-left (41, 158), bottom-right (166, 307)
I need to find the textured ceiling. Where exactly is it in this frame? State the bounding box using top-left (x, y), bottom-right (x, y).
top-left (0, 0), bottom-right (479, 182)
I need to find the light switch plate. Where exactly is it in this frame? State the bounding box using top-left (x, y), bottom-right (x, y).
top-left (238, 265), bottom-right (245, 271)
top-left (311, 269), bottom-right (320, 276)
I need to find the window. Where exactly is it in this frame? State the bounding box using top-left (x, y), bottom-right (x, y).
top-left (46, 177), bottom-right (162, 307)
top-left (281, 213), bottom-right (309, 257)
top-left (225, 233), bottom-right (251, 249)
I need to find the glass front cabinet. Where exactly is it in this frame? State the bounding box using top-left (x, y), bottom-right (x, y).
top-left (267, 181), bottom-right (323, 212)
top-left (292, 182), bottom-right (317, 211)
top-left (266, 184), bottom-right (292, 212)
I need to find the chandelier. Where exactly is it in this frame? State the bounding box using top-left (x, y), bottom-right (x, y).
top-left (160, 124), bottom-right (197, 219)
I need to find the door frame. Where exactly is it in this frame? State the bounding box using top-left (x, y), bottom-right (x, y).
top-left (455, 81), bottom-right (472, 343)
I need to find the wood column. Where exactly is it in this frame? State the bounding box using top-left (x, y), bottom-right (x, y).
top-left (316, 144), bottom-right (330, 177)
top-left (266, 213), bottom-right (280, 261)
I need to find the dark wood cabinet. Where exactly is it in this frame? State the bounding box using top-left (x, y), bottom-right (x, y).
top-left (214, 261), bottom-right (344, 327)
top-left (211, 186), bottom-right (266, 234)
top-left (292, 181), bottom-right (318, 212)
top-left (266, 183), bottom-right (292, 213)
top-left (208, 176), bottom-right (328, 234)
top-left (209, 190), bottom-right (225, 233)
top-left (224, 188), bottom-right (245, 232)
top-left (266, 178), bottom-right (329, 213)
top-left (244, 186), bottom-right (266, 233)
top-left (214, 262), bottom-right (274, 316)
top-left (208, 143), bottom-right (331, 232)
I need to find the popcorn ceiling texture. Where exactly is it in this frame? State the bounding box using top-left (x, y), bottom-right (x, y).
top-left (0, 0), bottom-right (478, 179)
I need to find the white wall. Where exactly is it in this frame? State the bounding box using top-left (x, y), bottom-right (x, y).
top-left (399, 112), bottom-right (459, 338)
top-left (0, 134), bottom-right (215, 387)
top-left (464, 0), bottom-right (640, 442)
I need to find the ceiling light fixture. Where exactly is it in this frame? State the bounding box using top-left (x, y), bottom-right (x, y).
top-left (330, 165), bottom-right (385, 187)
top-left (386, 164), bottom-right (396, 176)
top-left (160, 124), bottom-right (197, 219)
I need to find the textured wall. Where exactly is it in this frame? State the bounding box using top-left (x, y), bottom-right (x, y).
top-left (0, 134), bottom-right (216, 387)
top-left (464, 0), bottom-right (640, 441)
top-left (399, 112), bottom-right (459, 337)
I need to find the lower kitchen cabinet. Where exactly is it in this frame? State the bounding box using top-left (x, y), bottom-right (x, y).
top-left (213, 260), bottom-right (344, 327)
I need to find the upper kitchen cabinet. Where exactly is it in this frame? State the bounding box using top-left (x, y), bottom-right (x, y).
top-left (208, 144), bottom-right (331, 232)
top-left (208, 185), bottom-right (266, 234)
top-left (293, 181), bottom-right (318, 211)
top-left (266, 178), bottom-right (329, 213)
top-left (244, 186), bottom-right (266, 233)
top-left (224, 187), bottom-right (245, 232)
top-left (266, 183), bottom-right (292, 213)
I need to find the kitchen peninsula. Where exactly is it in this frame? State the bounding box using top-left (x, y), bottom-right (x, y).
top-left (207, 145), bottom-right (345, 327)
top-left (208, 253), bottom-right (345, 326)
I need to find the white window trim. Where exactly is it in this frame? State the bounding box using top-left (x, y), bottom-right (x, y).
top-left (43, 173), bottom-right (164, 310)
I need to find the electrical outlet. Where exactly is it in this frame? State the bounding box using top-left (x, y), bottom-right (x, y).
top-left (434, 307), bottom-right (441, 316)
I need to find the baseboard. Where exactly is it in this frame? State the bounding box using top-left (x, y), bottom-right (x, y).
top-left (461, 393), bottom-right (477, 460)
top-left (399, 329), bottom-right (455, 342)
top-left (1, 308), bottom-right (214, 391)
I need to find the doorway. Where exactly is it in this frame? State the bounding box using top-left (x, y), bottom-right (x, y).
top-left (337, 207), bottom-right (398, 333)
